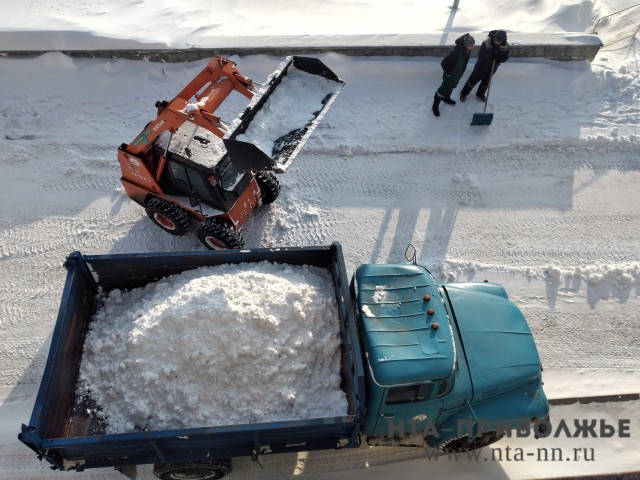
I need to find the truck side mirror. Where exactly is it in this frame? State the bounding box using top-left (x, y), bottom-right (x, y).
top-left (405, 244), bottom-right (417, 264)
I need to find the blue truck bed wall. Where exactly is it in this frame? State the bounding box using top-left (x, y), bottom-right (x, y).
top-left (19, 243), bottom-right (365, 472)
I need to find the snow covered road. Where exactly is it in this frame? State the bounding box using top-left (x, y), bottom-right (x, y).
top-left (1, 139), bottom-right (639, 383)
top-left (1, 46), bottom-right (639, 479)
top-left (1, 384), bottom-right (638, 479)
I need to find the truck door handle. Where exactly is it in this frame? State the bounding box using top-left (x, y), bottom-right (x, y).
top-left (380, 413), bottom-right (395, 419)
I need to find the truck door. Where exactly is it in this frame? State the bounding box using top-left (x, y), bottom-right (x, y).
top-left (372, 383), bottom-right (443, 439)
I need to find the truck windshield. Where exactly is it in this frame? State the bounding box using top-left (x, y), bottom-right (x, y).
top-left (164, 161), bottom-right (223, 209)
top-left (217, 155), bottom-right (244, 192)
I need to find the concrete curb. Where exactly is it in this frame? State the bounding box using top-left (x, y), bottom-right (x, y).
top-left (0, 33), bottom-right (603, 62)
top-left (549, 392), bottom-right (639, 406)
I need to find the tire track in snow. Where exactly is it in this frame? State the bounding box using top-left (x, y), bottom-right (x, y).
top-left (1, 140), bottom-right (639, 391)
top-left (519, 308), bottom-right (640, 370)
top-left (35, 174), bottom-right (118, 194)
top-left (282, 146), bottom-right (640, 272)
top-left (245, 190), bottom-right (338, 247)
top-left (447, 246), bottom-right (638, 266)
top-left (303, 141), bottom-right (640, 174)
top-left (0, 339), bottom-right (48, 385)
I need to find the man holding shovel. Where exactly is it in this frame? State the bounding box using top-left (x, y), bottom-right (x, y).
top-left (459, 29), bottom-right (510, 102)
top-left (432, 33), bottom-right (475, 117)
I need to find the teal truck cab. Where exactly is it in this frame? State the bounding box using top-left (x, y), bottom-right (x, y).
top-left (19, 243), bottom-right (548, 479)
top-left (354, 247), bottom-right (548, 452)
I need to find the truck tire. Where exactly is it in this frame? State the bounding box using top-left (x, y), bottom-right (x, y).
top-left (196, 217), bottom-right (244, 250)
top-left (255, 171), bottom-right (280, 204)
top-left (145, 197), bottom-right (192, 236)
top-left (437, 431), bottom-right (505, 453)
top-left (153, 458), bottom-right (231, 479)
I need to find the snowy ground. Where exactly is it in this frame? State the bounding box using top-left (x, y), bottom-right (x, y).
top-left (1, 0), bottom-right (639, 479)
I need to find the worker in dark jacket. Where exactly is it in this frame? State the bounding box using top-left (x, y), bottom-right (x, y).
top-left (432, 33), bottom-right (475, 117)
top-left (459, 29), bottom-right (510, 102)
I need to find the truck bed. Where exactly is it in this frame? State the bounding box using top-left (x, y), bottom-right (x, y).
top-left (19, 243), bottom-right (365, 472)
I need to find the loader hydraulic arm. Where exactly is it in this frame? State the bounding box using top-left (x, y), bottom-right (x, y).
top-left (124, 56), bottom-right (257, 157)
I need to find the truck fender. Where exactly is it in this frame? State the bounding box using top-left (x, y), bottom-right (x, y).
top-left (425, 414), bottom-right (465, 448)
top-left (426, 414), bottom-right (508, 452)
top-left (442, 282), bottom-right (509, 299)
top-left (428, 381), bottom-right (548, 449)
top-left (466, 381), bottom-right (548, 435)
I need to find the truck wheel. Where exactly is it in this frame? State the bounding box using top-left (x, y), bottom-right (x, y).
top-left (196, 218), bottom-right (244, 250)
top-left (145, 197), bottom-right (192, 236)
top-left (153, 458), bottom-right (231, 479)
top-left (437, 431), bottom-right (505, 453)
top-left (254, 171), bottom-right (280, 204)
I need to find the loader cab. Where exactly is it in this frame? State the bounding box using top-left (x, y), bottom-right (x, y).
top-left (153, 124), bottom-right (252, 212)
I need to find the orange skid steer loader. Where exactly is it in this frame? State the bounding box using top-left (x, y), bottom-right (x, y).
top-left (117, 56), bottom-right (344, 249)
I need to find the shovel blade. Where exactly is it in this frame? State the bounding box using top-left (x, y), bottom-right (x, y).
top-left (471, 112), bottom-right (494, 126)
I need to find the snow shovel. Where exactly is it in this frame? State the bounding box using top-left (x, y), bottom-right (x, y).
top-left (471, 59), bottom-right (496, 126)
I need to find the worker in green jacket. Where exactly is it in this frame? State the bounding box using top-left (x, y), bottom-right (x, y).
top-left (432, 33), bottom-right (475, 117)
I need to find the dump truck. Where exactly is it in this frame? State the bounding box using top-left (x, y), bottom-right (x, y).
top-left (19, 243), bottom-right (549, 479)
top-left (117, 56), bottom-right (344, 249)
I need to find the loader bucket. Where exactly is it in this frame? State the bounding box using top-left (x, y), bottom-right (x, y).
top-left (224, 56), bottom-right (345, 173)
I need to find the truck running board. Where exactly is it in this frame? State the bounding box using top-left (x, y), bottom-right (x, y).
top-left (224, 56), bottom-right (345, 173)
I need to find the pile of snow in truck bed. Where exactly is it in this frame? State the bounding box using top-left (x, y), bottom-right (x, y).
top-left (76, 262), bottom-right (347, 434)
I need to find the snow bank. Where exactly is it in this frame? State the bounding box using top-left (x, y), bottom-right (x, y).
top-left (76, 262), bottom-right (348, 434)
